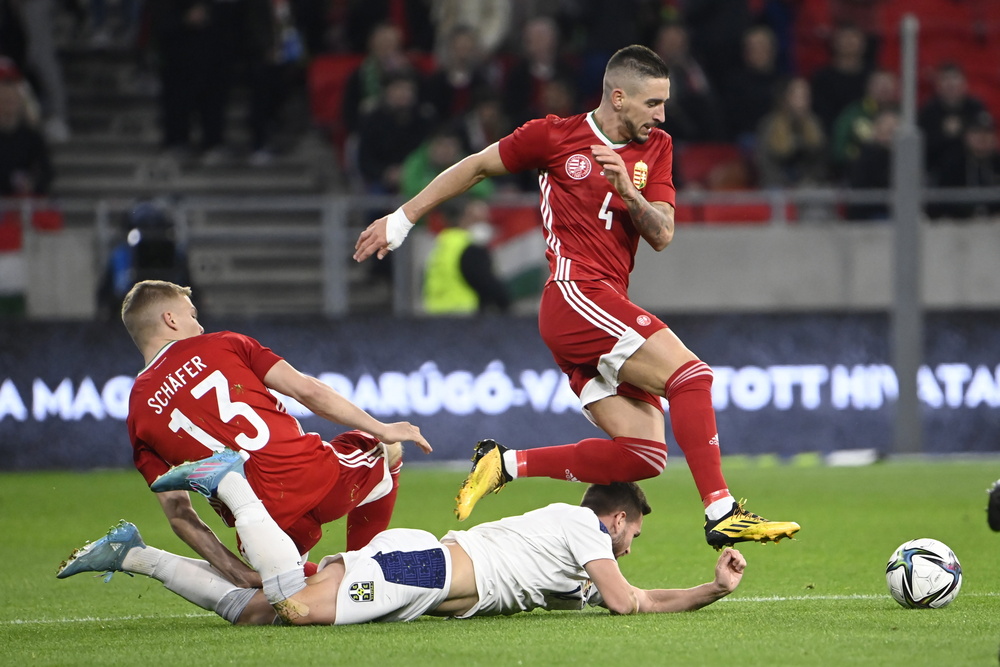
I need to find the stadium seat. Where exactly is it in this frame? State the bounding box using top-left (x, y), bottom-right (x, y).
top-left (307, 54), bottom-right (365, 129)
top-left (675, 143), bottom-right (749, 190)
top-left (673, 202), bottom-right (702, 225)
top-left (701, 202), bottom-right (773, 225)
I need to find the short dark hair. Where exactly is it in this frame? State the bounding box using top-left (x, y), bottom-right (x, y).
top-left (605, 45), bottom-right (670, 83)
top-left (580, 482), bottom-right (652, 521)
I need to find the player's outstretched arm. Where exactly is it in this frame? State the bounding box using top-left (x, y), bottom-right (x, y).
top-left (353, 143), bottom-right (510, 262)
top-left (632, 547), bottom-right (746, 613)
top-left (155, 490), bottom-right (263, 588)
top-left (264, 360), bottom-right (432, 453)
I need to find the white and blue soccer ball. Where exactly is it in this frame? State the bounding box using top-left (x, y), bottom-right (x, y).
top-left (885, 538), bottom-right (962, 609)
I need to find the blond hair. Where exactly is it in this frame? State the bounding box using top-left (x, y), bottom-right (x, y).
top-left (121, 280), bottom-right (192, 347)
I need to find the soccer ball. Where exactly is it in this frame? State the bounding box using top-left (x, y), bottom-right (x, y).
top-left (885, 538), bottom-right (962, 609)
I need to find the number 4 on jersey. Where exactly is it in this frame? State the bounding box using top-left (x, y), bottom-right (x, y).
top-left (599, 192), bottom-right (613, 230)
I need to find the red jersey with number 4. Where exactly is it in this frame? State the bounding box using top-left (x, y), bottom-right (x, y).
top-left (498, 112), bottom-right (676, 294)
top-left (127, 331), bottom-right (339, 529)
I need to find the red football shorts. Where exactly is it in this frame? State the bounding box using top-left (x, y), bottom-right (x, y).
top-left (538, 279), bottom-right (667, 411)
top-left (282, 431), bottom-right (392, 554)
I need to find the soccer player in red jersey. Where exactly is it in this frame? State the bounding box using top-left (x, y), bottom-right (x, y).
top-left (122, 280), bottom-right (432, 587)
top-left (354, 45), bottom-right (799, 549)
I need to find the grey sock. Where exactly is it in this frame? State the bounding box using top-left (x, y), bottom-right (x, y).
top-left (216, 588), bottom-right (258, 624)
top-left (262, 568), bottom-right (306, 605)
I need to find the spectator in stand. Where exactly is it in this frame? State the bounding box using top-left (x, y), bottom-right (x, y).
top-left (681, 0), bottom-right (753, 95)
top-left (430, 0), bottom-right (512, 62)
top-left (652, 21), bottom-right (725, 142)
top-left (755, 77), bottom-right (827, 188)
top-left (502, 16), bottom-right (579, 127)
top-left (930, 111), bottom-right (1000, 219)
top-left (722, 24), bottom-right (786, 147)
top-left (845, 106), bottom-right (898, 221)
top-left (423, 197), bottom-right (510, 315)
top-left (341, 23), bottom-right (414, 136)
top-left (149, 0), bottom-right (240, 163)
top-left (830, 69), bottom-right (898, 181)
top-left (342, 0), bottom-right (434, 54)
top-left (809, 24), bottom-right (871, 136)
top-left (457, 88), bottom-right (510, 155)
top-left (401, 125), bottom-right (494, 202)
top-left (0, 59), bottom-right (53, 196)
top-left (918, 62), bottom-right (988, 185)
top-left (19, 0), bottom-right (70, 142)
top-left (355, 72), bottom-right (434, 194)
top-left (423, 24), bottom-right (497, 121)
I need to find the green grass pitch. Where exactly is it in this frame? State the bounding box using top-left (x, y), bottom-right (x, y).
top-left (4, 458), bottom-right (999, 666)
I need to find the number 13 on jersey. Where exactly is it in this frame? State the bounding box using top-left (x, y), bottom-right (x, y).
top-left (167, 369), bottom-right (271, 453)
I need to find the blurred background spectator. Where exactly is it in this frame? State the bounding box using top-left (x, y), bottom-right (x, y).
top-left (401, 124), bottom-right (494, 202)
top-left (755, 77), bottom-right (827, 188)
top-left (930, 111), bottom-right (1000, 219)
top-left (652, 21), bottom-right (725, 143)
top-left (918, 62), bottom-right (988, 185)
top-left (422, 24), bottom-right (498, 121)
top-left (722, 24), bottom-right (786, 148)
top-left (845, 106), bottom-right (899, 221)
top-left (830, 69), bottom-right (898, 181)
top-left (682, 0), bottom-right (752, 93)
top-left (809, 23), bottom-right (871, 136)
top-left (422, 196), bottom-right (509, 315)
top-left (20, 0), bottom-right (71, 142)
top-left (341, 22), bottom-right (415, 137)
top-left (150, 0), bottom-right (239, 162)
top-left (354, 71), bottom-right (433, 193)
top-left (0, 58), bottom-right (53, 197)
top-left (502, 15), bottom-right (578, 127)
top-left (430, 0), bottom-right (512, 62)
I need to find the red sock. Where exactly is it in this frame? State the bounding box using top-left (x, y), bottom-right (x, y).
top-left (665, 360), bottom-right (729, 505)
top-left (517, 436), bottom-right (667, 484)
top-left (345, 462), bottom-right (400, 551)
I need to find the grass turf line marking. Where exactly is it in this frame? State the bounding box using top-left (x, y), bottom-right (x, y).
top-left (2, 612), bottom-right (216, 625)
top-left (6, 593), bottom-right (998, 625)
top-left (723, 592), bottom-right (998, 603)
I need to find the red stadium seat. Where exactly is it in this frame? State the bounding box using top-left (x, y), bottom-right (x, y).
top-left (676, 143), bottom-right (749, 190)
top-left (307, 54), bottom-right (364, 129)
top-left (701, 203), bottom-right (773, 225)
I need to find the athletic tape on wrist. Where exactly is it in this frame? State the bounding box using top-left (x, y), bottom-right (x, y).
top-left (385, 207), bottom-right (414, 250)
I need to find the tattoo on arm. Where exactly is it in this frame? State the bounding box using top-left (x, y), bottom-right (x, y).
top-left (625, 195), bottom-right (674, 248)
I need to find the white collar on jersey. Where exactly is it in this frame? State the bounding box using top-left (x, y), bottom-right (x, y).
top-left (586, 111), bottom-right (629, 149)
top-left (138, 340), bottom-right (178, 376)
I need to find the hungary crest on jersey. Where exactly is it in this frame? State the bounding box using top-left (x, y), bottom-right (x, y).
top-left (632, 160), bottom-right (648, 190)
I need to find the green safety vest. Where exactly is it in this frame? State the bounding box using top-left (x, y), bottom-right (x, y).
top-left (423, 228), bottom-right (479, 314)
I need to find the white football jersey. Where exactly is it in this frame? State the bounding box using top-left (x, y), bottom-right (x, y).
top-left (442, 503), bottom-right (614, 616)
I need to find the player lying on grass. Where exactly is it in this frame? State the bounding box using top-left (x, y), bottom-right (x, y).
top-left (57, 451), bottom-right (746, 624)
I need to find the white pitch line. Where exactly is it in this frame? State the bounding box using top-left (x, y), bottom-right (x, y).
top-left (723, 592), bottom-right (998, 603)
top-left (2, 612), bottom-right (215, 626)
top-left (4, 592), bottom-right (998, 625)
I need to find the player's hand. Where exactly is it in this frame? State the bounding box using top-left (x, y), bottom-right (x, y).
top-left (378, 421), bottom-right (432, 454)
top-left (591, 144), bottom-right (638, 201)
top-left (354, 216), bottom-right (390, 262)
top-left (714, 547), bottom-right (746, 593)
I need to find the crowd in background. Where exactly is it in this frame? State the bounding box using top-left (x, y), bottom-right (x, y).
top-left (0, 0), bottom-right (997, 217)
top-left (322, 0), bottom-right (999, 221)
